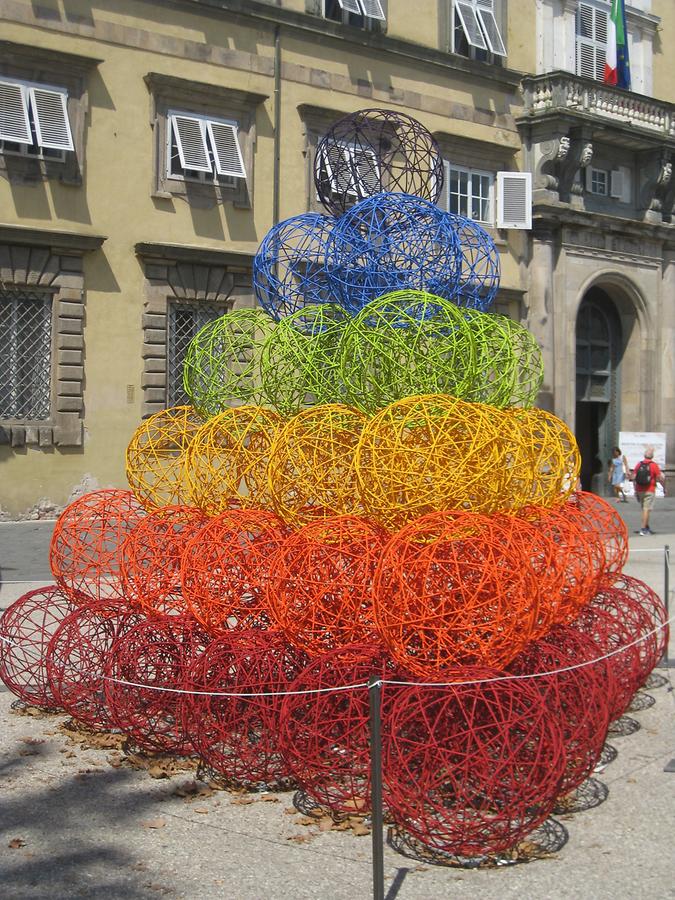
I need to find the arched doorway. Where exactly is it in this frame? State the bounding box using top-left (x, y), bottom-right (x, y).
top-left (575, 287), bottom-right (623, 493)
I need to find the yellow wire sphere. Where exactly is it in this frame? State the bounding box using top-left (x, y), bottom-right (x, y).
top-left (186, 405), bottom-right (282, 515)
top-left (268, 404), bottom-right (367, 527)
top-left (125, 405), bottom-right (204, 511)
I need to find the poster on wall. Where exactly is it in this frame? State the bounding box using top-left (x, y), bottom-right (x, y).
top-left (618, 432), bottom-right (666, 498)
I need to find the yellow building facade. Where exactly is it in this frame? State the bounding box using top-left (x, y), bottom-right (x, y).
top-left (0, 0), bottom-right (673, 515)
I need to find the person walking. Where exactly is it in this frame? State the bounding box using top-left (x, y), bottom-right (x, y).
top-left (629, 446), bottom-right (666, 535)
top-left (608, 446), bottom-right (629, 502)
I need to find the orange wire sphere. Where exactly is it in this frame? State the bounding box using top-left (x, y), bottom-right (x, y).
top-left (126, 406), bottom-right (204, 510)
top-left (182, 508), bottom-right (291, 633)
top-left (50, 490), bottom-right (145, 603)
top-left (265, 515), bottom-right (388, 655)
top-left (267, 404), bottom-right (367, 526)
top-left (120, 505), bottom-right (207, 615)
top-left (563, 491), bottom-right (629, 580)
top-left (186, 405), bottom-right (282, 515)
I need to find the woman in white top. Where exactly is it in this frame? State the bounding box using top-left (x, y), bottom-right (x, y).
top-left (608, 446), bottom-right (629, 502)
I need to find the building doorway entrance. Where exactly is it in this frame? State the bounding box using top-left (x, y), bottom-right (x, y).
top-left (575, 287), bottom-right (622, 493)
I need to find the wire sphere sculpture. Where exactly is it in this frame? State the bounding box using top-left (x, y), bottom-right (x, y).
top-left (105, 614), bottom-right (209, 754)
top-left (182, 308), bottom-right (274, 416)
top-left (0, 586), bottom-right (76, 708)
top-left (382, 672), bottom-right (566, 858)
top-left (268, 404), bottom-right (367, 526)
top-left (373, 511), bottom-right (540, 674)
top-left (325, 194), bottom-right (464, 314)
top-left (428, 215), bottom-right (500, 311)
top-left (186, 630), bottom-right (307, 788)
top-left (126, 406), bottom-right (204, 510)
top-left (50, 490), bottom-right (145, 603)
top-left (120, 505), bottom-right (206, 616)
top-left (46, 599), bottom-right (144, 729)
top-left (265, 515), bottom-right (388, 656)
top-left (253, 213), bottom-right (337, 320)
top-left (279, 643), bottom-right (391, 814)
top-left (181, 508), bottom-right (291, 633)
top-left (507, 624), bottom-right (612, 796)
top-left (187, 405), bottom-right (282, 515)
top-left (314, 108), bottom-right (444, 216)
top-left (339, 292), bottom-right (476, 413)
top-left (607, 573), bottom-right (669, 662)
top-left (563, 491), bottom-right (629, 581)
top-left (260, 303), bottom-right (348, 415)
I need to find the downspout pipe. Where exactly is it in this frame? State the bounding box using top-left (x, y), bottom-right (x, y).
top-left (273, 23), bottom-right (281, 226)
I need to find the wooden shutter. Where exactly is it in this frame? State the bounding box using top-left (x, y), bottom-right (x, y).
top-left (476, 0), bottom-right (506, 56)
top-left (337, 0), bottom-right (362, 13)
top-left (171, 115), bottom-right (211, 172)
top-left (358, 0), bottom-right (386, 20)
top-left (206, 121), bottom-right (246, 178)
top-left (611, 167), bottom-right (632, 203)
top-left (0, 80), bottom-right (31, 144)
top-left (29, 87), bottom-right (74, 151)
top-left (351, 146), bottom-right (380, 197)
top-left (496, 172), bottom-right (532, 229)
top-left (576, 2), bottom-right (608, 81)
top-left (455, 1), bottom-right (488, 50)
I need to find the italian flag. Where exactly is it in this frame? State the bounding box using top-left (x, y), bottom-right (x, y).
top-left (604, 0), bottom-right (631, 90)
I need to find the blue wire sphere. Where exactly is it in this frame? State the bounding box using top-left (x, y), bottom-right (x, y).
top-left (435, 215), bottom-right (500, 312)
top-left (325, 193), bottom-right (464, 315)
top-left (253, 213), bottom-right (337, 321)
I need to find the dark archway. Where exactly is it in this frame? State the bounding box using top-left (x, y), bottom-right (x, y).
top-left (575, 287), bottom-right (623, 493)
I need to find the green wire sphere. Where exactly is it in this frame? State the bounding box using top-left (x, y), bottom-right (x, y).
top-left (182, 308), bottom-right (274, 416)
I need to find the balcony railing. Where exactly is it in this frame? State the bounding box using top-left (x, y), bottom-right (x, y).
top-left (521, 71), bottom-right (675, 138)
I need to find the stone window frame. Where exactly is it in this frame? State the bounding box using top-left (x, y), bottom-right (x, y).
top-left (0, 226), bottom-right (105, 448)
top-left (136, 243), bottom-right (257, 417)
top-left (444, 0), bottom-right (507, 65)
top-left (0, 40), bottom-right (101, 186)
top-left (144, 73), bottom-right (267, 210)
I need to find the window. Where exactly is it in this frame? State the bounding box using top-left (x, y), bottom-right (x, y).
top-left (442, 163), bottom-right (494, 224)
top-left (316, 141), bottom-right (380, 202)
top-left (167, 301), bottom-right (229, 406)
top-left (167, 111), bottom-right (245, 188)
top-left (322, 0), bottom-right (386, 24)
top-left (588, 167), bottom-right (609, 196)
top-left (453, 0), bottom-right (507, 60)
top-left (0, 79), bottom-right (73, 161)
top-left (0, 290), bottom-right (52, 420)
top-left (576, 1), bottom-right (609, 81)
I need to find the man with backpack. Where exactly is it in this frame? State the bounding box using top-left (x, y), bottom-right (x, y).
top-left (629, 447), bottom-right (666, 535)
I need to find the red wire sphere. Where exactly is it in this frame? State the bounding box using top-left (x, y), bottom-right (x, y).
top-left (382, 668), bottom-right (566, 857)
top-left (606, 573), bottom-right (669, 664)
top-left (186, 629), bottom-right (307, 788)
top-left (0, 586), bottom-right (76, 708)
top-left (182, 509), bottom-right (291, 634)
top-left (279, 643), bottom-right (390, 814)
top-left (507, 624), bottom-right (612, 795)
top-left (563, 491), bottom-right (629, 581)
top-left (265, 515), bottom-right (388, 656)
top-left (105, 614), bottom-right (209, 754)
top-left (46, 599), bottom-right (144, 730)
top-left (50, 490), bottom-right (145, 603)
top-left (121, 505), bottom-right (206, 615)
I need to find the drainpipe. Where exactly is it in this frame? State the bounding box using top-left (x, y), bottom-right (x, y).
top-left (273, 24), bottom-right (281, 226)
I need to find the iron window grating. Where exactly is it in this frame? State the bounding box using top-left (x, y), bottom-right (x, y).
top-left (167, 300), bottom-right (230, 406)
top-left (0, 289), bottom-right (53, 420)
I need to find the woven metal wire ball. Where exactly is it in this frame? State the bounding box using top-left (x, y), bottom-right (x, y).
top-left (186, 630), bottom-right (306, 788)
top-left (182, 308), bottom-right (274, 416)
top-left (253, 213), bottom-right (337, 320)
top-left (314, 109), bottom-right (443, 216)
top-left (46, 599), bottom-right (144, 730)
top-left (50, 490), bottom-right (145, 603)
top-left (265, 515), bottom-right (388, 656)
top-left (382, 672), bottom-right (566, 858)
top-left (430, 215), bottom-right (500, 312)
top-left (508, 624), bottom-right (612, 796)
top-left (326, 194), bottom-right (463, 314)
top-left (120, 505), bottom-right (206, 616)
top-left (105, 614), bottom-right (209, 754)
top-left (186, 405), bottom-right (282, 515)
top-left (126, 406), bottom-right (204, 511)
top-left (373, 511), bottom-right (539, 674)
top-left (181, 508), bottom-right (291, 633)
top-left (279, 643), bottom-right (390, 814)
top-left (607, 573), bottom-right (669, 663)
top-left (0, 586), bottom-right (76, 708)
top-left (260, 304), bottom-right (348, 415)
top-left (268, 404), bottom-right (367, 527)
top-left (339, 291), bottom-right (476, 413)
top-left (564, 491), bottom-right (629, 582)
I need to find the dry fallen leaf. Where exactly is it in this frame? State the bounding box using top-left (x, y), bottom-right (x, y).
top-left (287, 834), bottom-right (314, 844)
top-left (193, 807), bottom-right (209, 815)
top-left (350, 823), bottom-right (371, 837)
top-left (141, 818), bottom-right (167, 830)
top-left (261, 795), bottom-right (280, 803)
top-left (8, 838), bottom-right (26, 849)
top-left (231, 796), bottom-right (254, 806)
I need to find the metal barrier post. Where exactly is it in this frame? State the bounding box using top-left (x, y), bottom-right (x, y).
top-left (664, 545), bottom-right (671, 668)
top-left (369, 677), bottom-right (385, 900)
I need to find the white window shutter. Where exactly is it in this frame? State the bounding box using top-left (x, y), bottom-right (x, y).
top-left (497, 172), bottom-right (532, 229)
top-left (476, 4), bottom-right (507, 56)
top-left (351, 146), bottom-right (380, 197)
top-left (455, 1), bottom-right (488, 50)
top-left (585, 166), bottom-right (594, 192)
top-left (577, 40), bottom-right (597, 79)
top-left (611, 167), bottom-right (632, 203)
top-left (337, 0), bottom-right (362, 13)
top-left (0, 80), bottom-right (31, 144)
top-left (358, 0), bottom-right (386, 20)
top-left (171, 115), bottom-right (211, 172)
top-left (437, 160), bottom-right (450, 212)
top-left (28, 87), bottom-right (74, 151)
top-left (206, 121), bottom-right (246, 178)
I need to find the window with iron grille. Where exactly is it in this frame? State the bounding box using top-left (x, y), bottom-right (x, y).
top-left (0, 289), bottom-right (52, 420)
top-left (166, 301), bottom-right (229, 406)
